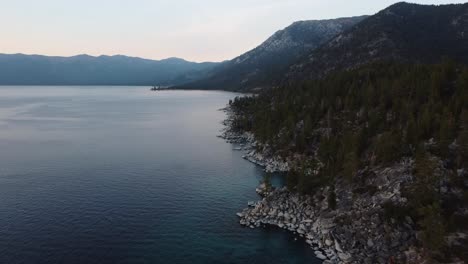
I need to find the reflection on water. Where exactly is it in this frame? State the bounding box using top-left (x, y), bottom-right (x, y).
top-left (0, 86), bottom-right (318, 264)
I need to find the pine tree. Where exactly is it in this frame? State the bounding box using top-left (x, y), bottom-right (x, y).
top-left (457, 109), bottom-right (468, 168)
top-left (418, 203), bottom-right (446, 253)
top-left (407, 114), bottom-right (418, 148)
top-left (328, 185), bottom-right (337, 210)
top-left (287, 169), bottom-right (299, 191)
top-left (343, 151), bottom-right (359, 181)
top-left (410, 149), bottom-right (439, 207)
top-left (419, 106), bottom-right (433, 139)
top-left (438, 108), bottom-right (455, 155)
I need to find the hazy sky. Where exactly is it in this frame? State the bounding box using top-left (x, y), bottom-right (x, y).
top-left (0, 0), bottom-right (465, 62)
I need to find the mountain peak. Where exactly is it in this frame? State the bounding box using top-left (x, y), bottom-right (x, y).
top-left (180, 16), bottom-right (367, 91)
top-left (160, 57), bottom-right (189, 64)
top-left (386, 1), bottom-right (415, 8)
top-left (285, 2), bottom-right (468, 83)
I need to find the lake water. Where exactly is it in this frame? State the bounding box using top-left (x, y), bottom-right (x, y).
top-left (0, 86), bottom-right (319, 264)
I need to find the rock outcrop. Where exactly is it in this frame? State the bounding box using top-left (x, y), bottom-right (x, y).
top-left (236, 160), bottom-right (418, 263)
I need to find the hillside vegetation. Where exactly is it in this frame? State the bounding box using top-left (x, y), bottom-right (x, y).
top-left (230, 61), bottom-right (468, 261)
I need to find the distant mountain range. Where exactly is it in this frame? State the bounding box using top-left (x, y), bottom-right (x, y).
top-left (178, 16), bottom-right (368, 91)
top-left (2, 2), bottom-right (467, 89)
top-left (0, 54), bottom-right (218, 85)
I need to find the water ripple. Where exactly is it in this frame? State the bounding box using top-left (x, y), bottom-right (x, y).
top-left (0, 87), bottom-right (318, 264)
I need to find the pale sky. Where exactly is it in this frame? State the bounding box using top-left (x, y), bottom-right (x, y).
top-left (0, 0), bottom-right (465, 62)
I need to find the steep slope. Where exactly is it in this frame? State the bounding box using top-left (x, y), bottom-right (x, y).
top-left (222, 3), bottom-right (468, 262)
top-left (180, 16), bottom-right (367, 91)
top-left (0, 54), bottom-right (218, 85)
top-left (228, 60), bottom-right (468, 264)
top-left (287, 2), bottom-right (468, 82)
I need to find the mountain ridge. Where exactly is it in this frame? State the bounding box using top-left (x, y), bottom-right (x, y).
top-left (285, 2), bottom-right (468, 83)
top-left (1, 53), bottom-right (214, 64)
top-left (178, 16), bottom-right (368, 91)
top-left (0, 53), bottom-right (218, 85)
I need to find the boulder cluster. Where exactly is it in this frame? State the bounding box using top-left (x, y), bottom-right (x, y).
top-left (237, 173), bottom-right (418, 264)
top-left (220, 129), bottom-right (289, 173)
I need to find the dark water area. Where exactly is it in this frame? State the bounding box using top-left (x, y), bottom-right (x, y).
top-left (0, 86), bottom-right (319, 264)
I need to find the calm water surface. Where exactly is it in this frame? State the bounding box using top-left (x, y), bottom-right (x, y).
top-left (0, 86), bottom-right (319, 264)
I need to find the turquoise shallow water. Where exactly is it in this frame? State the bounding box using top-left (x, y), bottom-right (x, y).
top-left (0, 87), bottom-right (319, 264)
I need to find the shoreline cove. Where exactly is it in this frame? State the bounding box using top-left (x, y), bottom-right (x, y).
top-left (219, 106), bottom-right (426, 264)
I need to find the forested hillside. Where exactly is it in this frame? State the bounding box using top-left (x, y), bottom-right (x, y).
top-left (230, 61), bottom-right (468, 261)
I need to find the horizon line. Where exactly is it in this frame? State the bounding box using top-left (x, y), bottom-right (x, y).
top-left (0, 52), bottom-right (224, 64)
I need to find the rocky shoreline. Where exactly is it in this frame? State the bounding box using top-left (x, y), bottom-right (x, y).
top-left (219, 129), bottom-right (290, 173)
top-left (218, 107), bottom-right (427, 264)
top-left (236, 167), bottom-right (419, 264)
